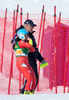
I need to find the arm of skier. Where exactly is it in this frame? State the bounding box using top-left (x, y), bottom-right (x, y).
top-left (18, 40), bottom-right (35, 52)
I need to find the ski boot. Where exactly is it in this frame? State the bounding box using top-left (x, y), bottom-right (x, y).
top-left (30, 90), bottom-right (34, 94)
top-left (20, 80), bottom-right (27, 95)
top-left (24, 90), bottom-right (31, 95)
top-left (24, 90), bottom-right (34, 95)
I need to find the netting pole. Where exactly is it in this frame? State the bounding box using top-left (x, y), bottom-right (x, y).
top-left (37, 12), bottom-right (46, 91)
top-left (57, 12), bottom-right (61, 37)
top-left (68, 27), bottom-right (69, 93)
top-left (15, 5), bottom-right (19, 30)
top-left (51, 12), bottom-right (61, 91)
top-left (37, 5), bottom-right (44, 48)
top-left (51, 6), bottom-right (57, 93)
top-left (27, 13), bottom-right (29, 20)
top-left (22, 12), bottom-right (29, 85)
top-left (8, 10), bottom-right (15, 94)
top-left (20, 8), bottom-right (23, 25)
top-left (40, 12), bottom-right (46, 57)
top-left (64, 22), bottom-right (69, 93)
top-left (0, 8), bottom-right (7, 73)
top-left (11, 12), bottom-right (16, 79)
top-left (19, 8), bottom-right (23, 93)
top-left (53, 6), bottom-right (57, 94)
top-left (37, 5), bottom-right (44, 91)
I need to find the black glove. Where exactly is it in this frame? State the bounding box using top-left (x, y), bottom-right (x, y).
top-left (13, 44), bottom-right (15, 50)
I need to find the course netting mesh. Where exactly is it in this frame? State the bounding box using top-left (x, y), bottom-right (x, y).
top-left (0, 6), bottom-right (69, 95)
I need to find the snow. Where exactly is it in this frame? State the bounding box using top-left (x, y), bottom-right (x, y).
top-left (0, 94), bottom-right (69, 100)
top-left (0, 72), bottom-right (69, 99)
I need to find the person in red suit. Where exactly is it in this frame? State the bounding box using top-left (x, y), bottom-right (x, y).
top-left (14, 29), bottom-right (36, 94)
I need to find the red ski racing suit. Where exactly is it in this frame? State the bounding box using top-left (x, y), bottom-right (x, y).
top-left (15, 40), bottom-right (36, 91)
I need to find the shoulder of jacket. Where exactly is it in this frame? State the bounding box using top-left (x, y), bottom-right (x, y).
top-left (31, 35), bottom-right (35, 38)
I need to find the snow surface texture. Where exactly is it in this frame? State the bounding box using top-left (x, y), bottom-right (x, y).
top-left (0, 94), bottom-right (69, 100)
top-left (0, 72), bottom-right (69, 95)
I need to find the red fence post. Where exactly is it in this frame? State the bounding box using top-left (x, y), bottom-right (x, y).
top-left (40, 12), bottom-right (46, 53)
top-left (68, 27), bottom-right (69, 93)
top-left (51, 6), bottom-right (57, 93)
top-left (51, 12), bottom-right (61, 92)
top-left (0, 8), bottom-right (7, 73)
top-left (56, 12), bottom-right (61, 41)
top-left (37, 12), bottom-right (46, 91)
top-left (15, 5), bottom-right (19, 30)
top-left (27, 13), bottom-right (29, 20)
top-left (64, 22), bottom-right (69, 93)
top-left (8, 10), bottom-right (15, 94)
top-left (37, 5), bottom-right (44, 91)
top-left (54, 6), bottom-right (57, 94)
top-left (19, 8), bottom-right (23, 93)
top-left (37, 5), bottom-right (44, 48)
top-left (20, 8), bottom-right (23, 25)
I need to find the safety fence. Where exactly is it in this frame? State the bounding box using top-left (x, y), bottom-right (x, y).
top-left (0, 5), bottom-right (69, 95)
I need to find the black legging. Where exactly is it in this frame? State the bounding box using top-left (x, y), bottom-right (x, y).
top-left (29, 60), bottom-right (39, 89)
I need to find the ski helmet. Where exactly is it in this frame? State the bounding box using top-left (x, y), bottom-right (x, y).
top-left (17, 29), bottom-right (29, 40)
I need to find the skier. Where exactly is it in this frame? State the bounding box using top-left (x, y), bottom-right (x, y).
top-left (11, 19), bottom-right (48, 94)
top-left (12, 28), bottom-right (36, 94)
